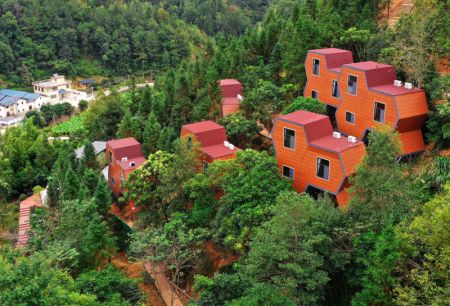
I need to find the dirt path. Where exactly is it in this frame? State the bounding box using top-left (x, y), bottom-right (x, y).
top-left (381, 0), bottom-right (414, 27)
top-left (111, 253), bottom-right (165, 306)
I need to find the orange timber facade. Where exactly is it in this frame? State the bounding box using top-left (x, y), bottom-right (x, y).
top-left (106, 137), bottom-right (146, 197)
top-left (272, 110), bottom-right (366, 206)
top-left (304, 48), bottom-right (428, 156)
top-left (180, 120), bottom-right (239, 169)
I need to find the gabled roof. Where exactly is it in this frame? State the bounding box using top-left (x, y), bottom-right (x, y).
top-left (278, 110), bottom-right (363, 152)
top-left (309, 48), bottom-right (354, 70)
top-left (117, 156), bottom-right (147, 172)
top-left (75, 141), bottom-right (107, 159)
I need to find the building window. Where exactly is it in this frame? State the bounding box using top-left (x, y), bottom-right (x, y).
top-left (283, 128), bottom-right (295, 149)
top-left (120, 173), bottom-right (124, 183)
top-left (111, 177), bottom-right (116, 185)
top-left (345, 111), bottom-right (355, 124)
top-left (66, 85), bottom-right (70, 88)
top-left (311, 90), bottom-right (318, 99)
top-left (347, 75), bottom-right (357, 95)
top-left (203, 160), bottom-right (209, 171)
top-left (312, 59), bottom-right (320, 75)
top-left (187, 136), bottom-right (192, 149)
top-left (282, 166), bottom-right (294, 179)
top-left (50, 95), bottom-right (56, 99)
top-left (316, 157), bottom-right (330, 180)
top-left (332, 80), bottom-right (340, 98)
top-left (374, 102), bottom-right (385, 123)
top-left (109, 152), bottom-right (113, 164)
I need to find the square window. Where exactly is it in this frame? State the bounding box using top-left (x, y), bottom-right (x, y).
top-left (203, 160), bottom-right (209, 171)
top-left (282, 166), bottom-right (294, 179)
top-left (345, 111), bottom-right (355, 124)
top-left (312, 59), bottom-right (320, 75)
top-left (347, 75), bottom-right (358, 95)
top-left (284, 128), bottom-right (295, 149)
top-left (374, 102), bottom-right (385, 123)
top-left (111, 177), bottom-right (116, 185)
top-left (332, 80), bottom-right (340, 98)
top-left (311, 90), bottom-right (318, 99)
top-left (316, 158), bottom-right (330, 180)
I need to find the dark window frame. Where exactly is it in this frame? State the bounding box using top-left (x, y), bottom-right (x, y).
top-left (345, 111), bottom-right (355, 124)
top-left (282, 165), bottom-right (294, 179)
top-left (312, 58), bottom-right (320, 76)
top-left (283, 128), bottom-right (296, 149)
top-left (311, 90), bottom-right (318, 99)
top-left (374, 101), bottom-right (386, 123)
top-left (332, 80), bottom-right (340, 98)
top-left (316, 157), bottom-right (330, 181)
top-left (347, 75), bottom-right (358, 95)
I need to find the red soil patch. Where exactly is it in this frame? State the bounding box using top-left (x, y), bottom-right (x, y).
top-left (204, 240), bottom-right (240, 273)
top-left (111, 253), bottom-right (165, 306)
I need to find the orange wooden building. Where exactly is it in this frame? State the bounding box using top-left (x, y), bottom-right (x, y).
top-left (180, 120), bottom-right (240, 169)
top-left (304, 48), bottom-right (429, 156)
top-left (272, 110), bottom-right (366, 206)
top-left (219, 79), bottom-right (243, 116)
top-left (106, 137), bottom-right (146, 197)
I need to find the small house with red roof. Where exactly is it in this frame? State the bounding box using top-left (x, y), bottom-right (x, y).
top-left (106, 137), bottom-right (146, 197)
top-left (180, 120), bottom-right (240, 169)
top-left (219, 79), bottom-right (243, 116)
top-left (304, 48), bottom-right (429, 157)
top-left (272, 110), bottom-right (366, 206)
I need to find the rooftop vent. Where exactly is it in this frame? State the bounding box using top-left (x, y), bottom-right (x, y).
top-left (237, 94), bottom-right (244, 101)
top-left (229, 144), bottom-right (235, 150)
top-left (348, 136), bottom-right (356, 143)
top-left (404, 82), bottom-right (413, 89)
top-left (332, 131), bottom-right (341, 139)
top-left (394, 80), bottom-right (402, 87)
top-left (121, 157), bottom-right (128, 163)
top-left (129, 162), bottom-right (136, 167)
top-left (224, 141), bottom-right (230, 148)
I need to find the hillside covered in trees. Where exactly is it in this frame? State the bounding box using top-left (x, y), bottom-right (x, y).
top-left (0, 0), bottom-right (449, 305)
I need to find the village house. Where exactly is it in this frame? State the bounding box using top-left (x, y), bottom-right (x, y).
top-left (219, 79), bottom-right (243, 117)
top-left (272, 110), bottom-right (366, 206)
top-left (180, 120), bottom-right (240, 170)
top-left (105, 137), bottom-right (146, 198)
top-left (33, 73), bottom-right (94, 107)
top-left (0, 89), bottom-right (47, 121)
top-left (304, 48), bottom-right (429, 157)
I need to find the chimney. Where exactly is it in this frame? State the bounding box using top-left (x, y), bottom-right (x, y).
top-left (404, 82), bottom-right (413, 89)
top-left (332, 131), bottom-right (341, 139)
top-left (121, 157), bottom-right (128, 162)
top-left (348, 136), bottom-right (356, 143)
top-left (394, 80), bottom-right (402, 87)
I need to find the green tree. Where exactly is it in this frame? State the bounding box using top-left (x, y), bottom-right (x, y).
top-left (244, 192), bottom-right (345, 305)
top-left (217, 112), bottom-right (261, 147)
top-left (282, 96), bottom-right (326, 115)
top-left (93, 177), bottom-right (113, 216)
top-left (142, 111), bottom-right (162, 156)
top-left (82, 142), bottom-right (98, 170)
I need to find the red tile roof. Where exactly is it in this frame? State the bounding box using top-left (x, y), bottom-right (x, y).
top-left (107, 137), bottom-right (140, 149)
top-left (219, 79), bottom-right (242, 86)
top-left (107, 137), bottom-right (144, 160)
top-left (371, 84), bottom-right (423, 96)
top-left (310, 48), bottom-right (353, 69)
top-left (219, 79), bottom-right (243, 99)
top-left (117, 156), bottom-right (147, 171)
top-left (202, 144), bottom-right (240, 159)
top-left (278, 110), bottom-right (363, 152)
top-left (181, 121), bottom-right (240, 159)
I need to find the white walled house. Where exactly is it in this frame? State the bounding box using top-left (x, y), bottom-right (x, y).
top-left (0, 89), bottom-right (47, 120)
top-left (33, 74), bottom-right (94, 107)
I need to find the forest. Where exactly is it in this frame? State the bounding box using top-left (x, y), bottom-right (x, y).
top-left (0, 0), bottom-right (449, 305)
